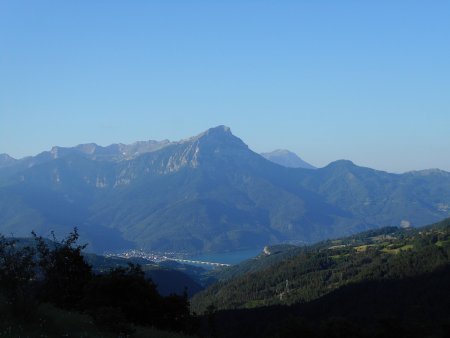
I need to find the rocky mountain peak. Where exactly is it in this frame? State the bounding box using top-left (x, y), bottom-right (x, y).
top-left (205, 125), bottom-right (231, 134)
top-left (181, 125), bottom-right (247, 150)
top-left (185, 125), bottom-right (231, 140)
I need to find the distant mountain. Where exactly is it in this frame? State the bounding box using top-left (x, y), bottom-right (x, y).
top-left (260, 149), bottom-right (315, 169)
top-left (0, 126), bottom-right (449, 253)
top-left (34, 139), bottom-right (172, 163)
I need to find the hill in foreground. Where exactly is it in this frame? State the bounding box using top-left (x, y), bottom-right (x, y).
top-left (192, 217), bottom-right (450, 312)
top-left (193, 218), bottom-right (450, 337)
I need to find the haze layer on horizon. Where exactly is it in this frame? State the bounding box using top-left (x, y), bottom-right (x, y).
top-left (1, 1), bottom-right (449, 173)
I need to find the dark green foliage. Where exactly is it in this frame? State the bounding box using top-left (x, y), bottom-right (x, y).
top-left (84, 253), bottom-right (205, 297)
top-left (0, 235), bottom-right (37, 319)
top-left (87, 306), bottom-right (135, 335)
top-left (0, 235), bottom-right (35, 302)
top-left (191, 219), bottom-right (450, 313)
top-left (80, 263), bottom-right (196, 334)
top-left (142, 267), bottom-right (204, 297)
top-left (2, 219), bottom-right (450, 337)
top-left (200, 264), bottom-right (450, 338)
top-left (0, 299), bottom-right (196, 338)
top-left (0, 228), bottom-right (198, 336)
top-left (192, 218), bottom-right (450, 337)
top-left (82, 264), bottom-right (160, 326)
top-left (33, 228), bottom-right (93, 309)
top-left (160, 291), bottom-right (193, 332)
top-left (158, 260), bottom-right (212, 289)
top-left (208, 244), bottom-right (303, 282)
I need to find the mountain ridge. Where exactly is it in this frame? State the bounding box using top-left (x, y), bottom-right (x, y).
top-left (1, 126), bottom-right (449, 253)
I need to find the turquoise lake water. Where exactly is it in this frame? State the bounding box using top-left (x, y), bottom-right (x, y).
top-left (189, 248), bottom-right (263, 265)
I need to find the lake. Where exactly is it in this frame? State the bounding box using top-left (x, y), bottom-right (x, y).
top-left (188, 248), bottom-right (263, 265)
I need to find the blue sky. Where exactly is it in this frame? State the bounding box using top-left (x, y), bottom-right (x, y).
top-left (1, 1), bottom-right (449, 172)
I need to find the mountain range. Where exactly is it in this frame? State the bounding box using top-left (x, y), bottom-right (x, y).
top-left (1, 126), bottom-right (449, 253)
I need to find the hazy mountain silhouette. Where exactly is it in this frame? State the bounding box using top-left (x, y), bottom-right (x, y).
top-left (261, 149), bottom-right (316, 169)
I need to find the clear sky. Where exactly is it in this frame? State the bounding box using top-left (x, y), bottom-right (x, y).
top-left (1, 1), bottom-right (449, 173)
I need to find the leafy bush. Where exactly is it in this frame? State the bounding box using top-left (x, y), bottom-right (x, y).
top-left (0, 228), bottom-right (197, 335)
top-left (33, 228), bottom-right (92, 309)
top-left (0, 235), bottom-right (37, 318)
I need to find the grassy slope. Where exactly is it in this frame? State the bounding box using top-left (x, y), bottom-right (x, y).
top-left (191, 218), bottom-right (450, 313)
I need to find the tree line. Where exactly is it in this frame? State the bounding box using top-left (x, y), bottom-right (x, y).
top-left (0, 228), bottom-right (198, 335)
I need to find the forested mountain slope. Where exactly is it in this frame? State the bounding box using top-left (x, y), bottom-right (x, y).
top-left (204, 265), bottom-right (450, 338)
top-left (191, 218), bottom-right (450, 312)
